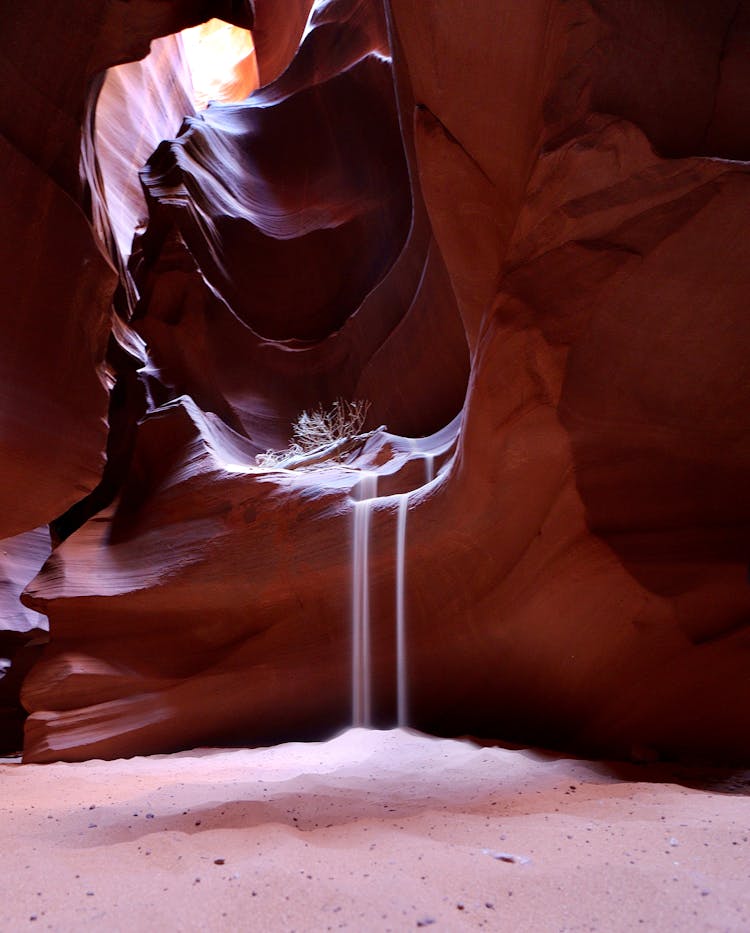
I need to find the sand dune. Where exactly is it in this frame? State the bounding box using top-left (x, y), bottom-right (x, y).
top-left (1, 729), bottom-right (749, 931)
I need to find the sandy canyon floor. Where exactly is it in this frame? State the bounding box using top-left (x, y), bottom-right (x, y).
top-left (0, 729), bottom-right (748, 931)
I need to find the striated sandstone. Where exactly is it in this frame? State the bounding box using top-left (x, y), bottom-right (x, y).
top-left (2, 0), bottom-right (749, 763)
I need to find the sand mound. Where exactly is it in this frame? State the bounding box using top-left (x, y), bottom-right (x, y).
top-left (1, 729), bottom-right (748, 931)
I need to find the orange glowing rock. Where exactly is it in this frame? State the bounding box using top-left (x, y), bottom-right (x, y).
top-left (181, 19), bottom-right (259, 109)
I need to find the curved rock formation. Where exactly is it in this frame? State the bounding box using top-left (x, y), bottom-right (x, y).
top-left (0, 528), bottom-right (50, 750)
top-left (386, 0), bottom-right (750, 761)
top-left (0, 0), bottom-right (254, 750)
top-left (129, 0), bottom-right (467, 447)
top-left (5, 0), bottom-right (750, 764)
top-left (93, 33), bottom-right (197, 263)
top-left (251, 0), bottom-right (316, 86)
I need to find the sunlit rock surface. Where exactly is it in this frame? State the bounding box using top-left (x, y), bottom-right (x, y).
top-left (182, 18), bottom-right (259, 109)
top-left (251, 0), bottom-right (316, 86)
top-left (94, 33), bottom-right (197, 263)
top-left (4, 0), bottom-right (750, 763)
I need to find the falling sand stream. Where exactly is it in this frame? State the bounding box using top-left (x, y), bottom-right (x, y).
top-left (351, 472), bottom-right (377, 725)
top-left (351, 473), bottom-right (411, 728)
top-left (395, 493), bottom-right (409, 727)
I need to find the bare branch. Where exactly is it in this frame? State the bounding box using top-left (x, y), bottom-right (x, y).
top-left (255, 399), bottom-right (374, 468)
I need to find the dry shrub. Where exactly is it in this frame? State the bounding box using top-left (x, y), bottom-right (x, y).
top-left (256, 399), bottom-right (371, 467)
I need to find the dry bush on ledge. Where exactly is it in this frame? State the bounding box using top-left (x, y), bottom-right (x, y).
top-left (256, 399), bottom-right (372, 467)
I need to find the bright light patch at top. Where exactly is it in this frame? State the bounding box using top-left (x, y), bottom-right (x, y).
top-left (181, 19), bottom-right (259, 110)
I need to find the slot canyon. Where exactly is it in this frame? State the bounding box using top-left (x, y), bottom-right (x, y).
top-left (1, 1), bottom-right (750, 929)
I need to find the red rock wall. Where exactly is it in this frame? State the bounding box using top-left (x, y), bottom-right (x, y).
top-left (3, 0), bottom-right (750, 763)
top-left (0, 0), bottom-right (254, 749)
top-left (387, 0), bottom-right (750, 760)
